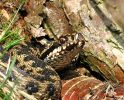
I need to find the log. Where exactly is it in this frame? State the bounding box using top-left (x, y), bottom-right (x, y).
top-left (62, 0), bottom-right (124, 83)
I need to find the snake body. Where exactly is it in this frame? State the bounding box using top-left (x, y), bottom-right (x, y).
top-left (0, 33), bottom-right (84, 100)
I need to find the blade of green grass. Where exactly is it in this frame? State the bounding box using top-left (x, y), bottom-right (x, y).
top-left (3, 78), bottom-right (18, 100)
top-left (3, 37), bottom-right (24, 51)
top-left (0, 0), bottom-right (26, 99)
top-left (0, 56), bottom-right (17, 99)
top-left (0, 0), bottom-right (26, 42)
top-left (0, 56), bottom-right (16, 88)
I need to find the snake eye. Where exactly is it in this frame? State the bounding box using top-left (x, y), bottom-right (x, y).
top-left (59, 36), bottom-right (68, 44)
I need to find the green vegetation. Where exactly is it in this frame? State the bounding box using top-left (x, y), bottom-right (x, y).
top-left (0, 0), bottom-right (26, 99)
top-left (0, 57), bottom-right (17, 100)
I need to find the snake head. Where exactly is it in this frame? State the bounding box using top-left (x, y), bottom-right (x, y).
top-left (59, 33), bottom-right (85, 47)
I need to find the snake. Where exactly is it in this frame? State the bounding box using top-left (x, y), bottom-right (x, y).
top-left (0, 1), bottom-right (85, 100)
top-left (0, 33), bottom-right (84, 100)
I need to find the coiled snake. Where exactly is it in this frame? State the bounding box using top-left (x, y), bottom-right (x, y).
top-left (0, 33), bottom-right (84, 100)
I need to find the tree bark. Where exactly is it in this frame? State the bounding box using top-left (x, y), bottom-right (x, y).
top-left (62, 0), bottom-right (124, 83)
